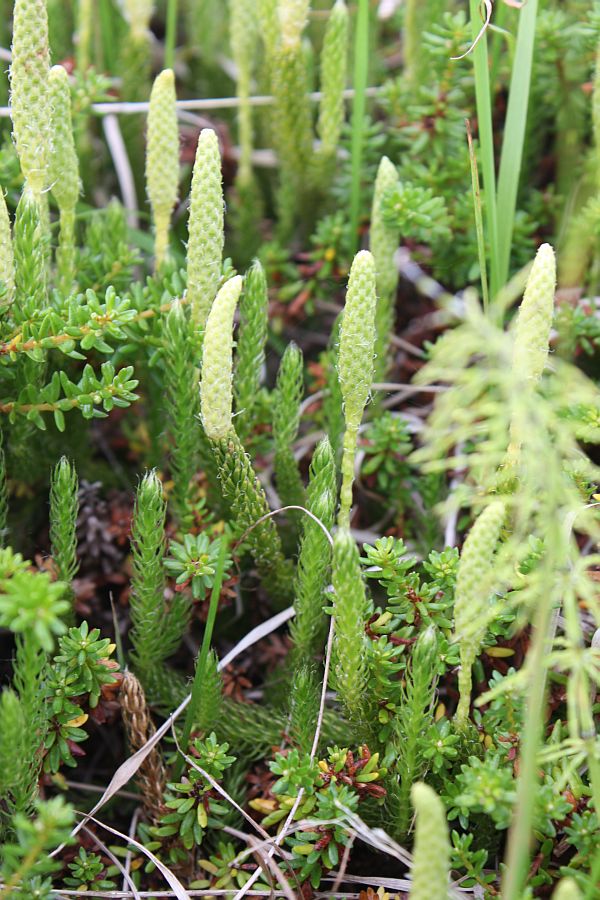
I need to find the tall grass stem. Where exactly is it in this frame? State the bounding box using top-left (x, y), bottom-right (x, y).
top-left (496, 0), bottom-right (538, 290)
top-left (165, 0), bottom-right (178, 69)
top-left (469, 0), bottom-right (499, 297)
top-left (466, 119), bottom-right (489, 313)
top-left (501, 558), bottom-right (555, 900)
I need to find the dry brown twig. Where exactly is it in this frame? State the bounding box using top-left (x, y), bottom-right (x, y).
top-left (120, 671), bottom-right (166, 823)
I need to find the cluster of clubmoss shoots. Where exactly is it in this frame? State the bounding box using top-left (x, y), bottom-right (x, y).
top-left (0, 190), bottom-right (15, 309)
top-left (200, 273), bottom-right (293, 601)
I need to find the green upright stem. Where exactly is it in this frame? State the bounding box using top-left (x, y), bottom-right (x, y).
top-left (455, 650), bottom-right (474, 731)
top-left (175, 534), bottom-right (229, 778)
top-left (489, 0), bottom-right (508, 91)
top-left (57, 207), bottom-right (76, 294)
top-left (349, 0), bottom-right (369, 254)
top-left (338, 424), bottom-right (358, 529)
top-left (154, 212), bottom-right (169, 270)
top-left (76, 0), bottom-right (92, 74)
top-left (165, 0), bottom-right (178, 69)
top-left (501, 584), bottom-right (554, 900)
top-left (469, 0), bottom-right (499, 297)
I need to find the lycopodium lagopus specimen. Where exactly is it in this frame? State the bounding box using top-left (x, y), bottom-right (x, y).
top-left (187, 129), bottom-right (225, 331)
top-left (10, 0), bottom-right (51, 196)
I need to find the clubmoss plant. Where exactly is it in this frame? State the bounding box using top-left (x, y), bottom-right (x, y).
top-left (13, 186), bottom-right (47, 324)
top-left (120, 0), bottom-right (154, 196)
top-left (187, 129), bottom-right (225, 330)
top-left (409, 782), bottom-right (450, 899)
top-left (234, 260), bottom-right (269, 443)
top-left (257, 0), bottom-right (279, 66)
top-left (0, 687), bottom-right (25, 831)
top-left (289, 664), bottom-right (319, 754)
top-left (393, 626), bottom-right (440, 838)
top-left (121, 0), bottom-right (154, 74)
top-left (0, 554), bottom-right (69, 820)
top-left (315, 0), bottom-right (349, 186)
top-left (230, 0), bottom-right (257, 188)
top-left (505, 242), bottom-right (556, 474)
top-left (146, 69), bottom-right (179, 270)
top-left (49, 457), bottom-right (79, 590)
top-left (323, 316), bottom-right (344, 459)
top-left (0, 189), bottom-right (15, 310)
top-left (229, 0), bottom-right (263, 262)
top-left (75, 0), bottom-right (93, 74)
top-left (512, 243), bottom-right (557, 385)
top-left (271, 0), bottom-right (312, 237)
top-left (163, 299), bottom-right (199, 529)
top-left (0, 797), bottom-right (74, 897)
top-left (454, 501), bottom-right (506, 730)
top-left (201, 274), bottom-right (293, 601)
top-left (279, 0), bottom-right (310, 45)
top-left (331, 528), bottom-right (368, 727)
top-left (184, 0), bottom-right (223, 74)
top-left (10, 0), bottom-right (51, 197)
top-left (200, 275), bottom-right (244, 441)
top-left (48, 65), bottom-right (81, 294)
top-left (273, 342), bottom-right (306, 537)
top-left (370, 156), bottom-right (400, 384)
top-left (290, 437), bottom-right (336, 664)
top-left (338, 250), bottom-right (377, 528)
top-left (413, 242), bottom-right (600, 898)
top-left (128, 471), bottom-right (191, 698)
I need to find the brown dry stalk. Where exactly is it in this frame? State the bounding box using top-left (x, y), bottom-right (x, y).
top-left (120, 670), bottom-right (166, 822)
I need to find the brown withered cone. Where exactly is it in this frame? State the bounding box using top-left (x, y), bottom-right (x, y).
top-left (120, 669), bottom-right (166, 822)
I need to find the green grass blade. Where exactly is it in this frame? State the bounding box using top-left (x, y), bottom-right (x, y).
top-left (469, 0), bottom-right (499, 297)
top-left (466, 119), bottom-right (489, 313)
top-left (496, 0), bottom-right (539, 290)
top-left (349, 0), bottom-right (370, 254)
top-left (165, 0), bottom-right (178, 69)
top-left (489, 0), bottom-right (509, 90)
